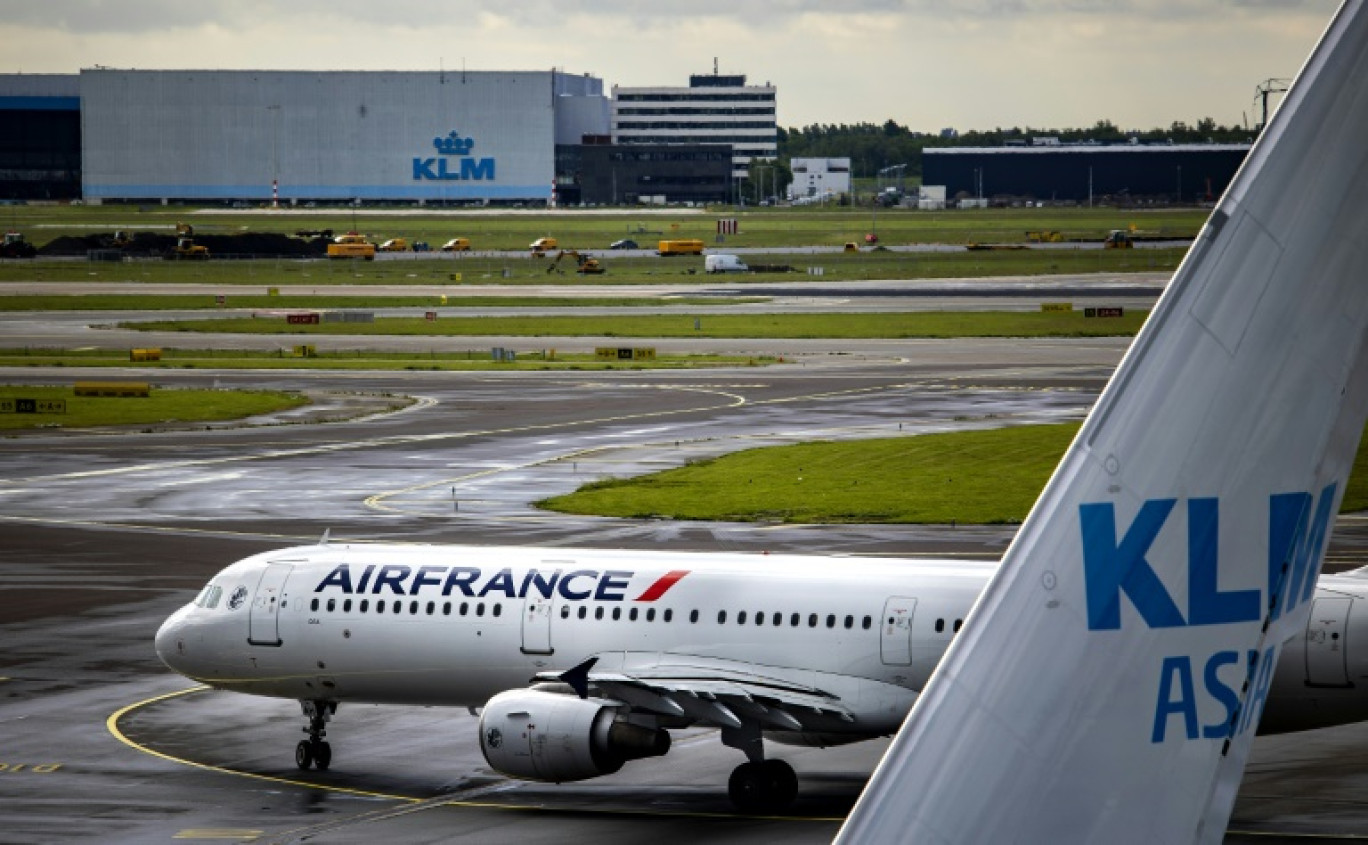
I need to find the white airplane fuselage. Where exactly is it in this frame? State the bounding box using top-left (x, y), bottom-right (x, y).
top-left (156, 542), bottom-right (1368, 738)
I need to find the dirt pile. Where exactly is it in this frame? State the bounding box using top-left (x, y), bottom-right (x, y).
top-left (38, 232), bottom-right (331, 257)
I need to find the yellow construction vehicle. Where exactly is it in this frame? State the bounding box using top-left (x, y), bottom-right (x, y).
top-left (167, 236), bottom-right (209, 260)
top-left (546, 249), bottom-right (604, 275)
top-left (326, 232), bottom-right (376, 260)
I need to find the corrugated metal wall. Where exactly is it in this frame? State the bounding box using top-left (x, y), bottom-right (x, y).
top-left (80, 70), bottom-right (569, 202)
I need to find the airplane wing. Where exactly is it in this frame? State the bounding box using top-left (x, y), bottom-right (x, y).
top-left (534, 654), bottom-right (857, 731)
top-left (838, 2), bottom-right (1368, 842)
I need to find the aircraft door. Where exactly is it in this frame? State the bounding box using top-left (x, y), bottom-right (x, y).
top-left (248, 562), bottom-right (293, 646)
top-left (1305, 596), bottom-right (1353, 687)
top-left (522, 595), bottom-right (554, 655)
top-left (881, 596), bottom-right (917, 666)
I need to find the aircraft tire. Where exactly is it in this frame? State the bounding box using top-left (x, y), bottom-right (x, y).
top-left (313, 740), bottom-right (332, 771)
top-left (295, 740), bottom-right (314, 770)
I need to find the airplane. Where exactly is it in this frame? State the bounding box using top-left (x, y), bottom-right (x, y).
top-left (155, 2), bottom-right (1368, 828)
top-left (836, 0), bottom-right (1368, 841)
top-left (155, 542), bottom-right (1368, 813)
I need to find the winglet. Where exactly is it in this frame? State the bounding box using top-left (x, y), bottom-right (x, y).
top-left (559, 656), bottom-right (598, 699)
top-left (318, 528), bottom-right (331, 546)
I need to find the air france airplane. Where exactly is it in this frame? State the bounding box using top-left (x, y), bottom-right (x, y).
top-left (157, 2), bottom-right (1368, 830)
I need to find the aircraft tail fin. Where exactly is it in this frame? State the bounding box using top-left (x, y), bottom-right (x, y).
top-left (838, 3), bottom-right (1368, 842)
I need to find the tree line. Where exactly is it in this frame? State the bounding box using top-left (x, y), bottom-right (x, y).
top-left (776, 118), bottom-right (1258, 180)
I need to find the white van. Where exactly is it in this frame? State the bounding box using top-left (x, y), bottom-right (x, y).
top-left (704, 254), bottom-right (749, 274)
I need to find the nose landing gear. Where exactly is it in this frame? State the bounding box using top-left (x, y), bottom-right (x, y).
top-left (295, 700), bottom-right (336, 771)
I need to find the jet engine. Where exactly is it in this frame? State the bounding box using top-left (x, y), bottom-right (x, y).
top-left (478, 689), bottom-right (670, 782)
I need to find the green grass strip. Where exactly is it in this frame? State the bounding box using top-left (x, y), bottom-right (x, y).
top-left (541, 422), bottom-right (1368, 523)
top-left (0, 294), bottom-right (762, 312)
top-left (123, 310), bottom-right (1148, 339)
top-left (0, 384), bottom-right (308, 431)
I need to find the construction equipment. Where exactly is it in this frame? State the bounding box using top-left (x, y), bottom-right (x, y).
top-left (1103, 229), bottom-right (1134, 249)
top-left (175, 222), bottom-right (195, 237)
top-left (530, 237), bottom-right (558, 256)
top-left (0, 231), bottom-right (37, 259)
top-left (1026, 230), bottom-right (1064, 243)
top-left (167, 236), bottom-right (209, 260)
top-left (546, 249), bottom-right (604, 275)
top-left (326, 232), bottom-right (376, 260)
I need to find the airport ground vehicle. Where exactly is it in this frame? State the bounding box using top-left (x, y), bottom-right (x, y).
top-left (1103, 229), bottom-right (1134, 249)
top-left (704, 254), bottom-right (748, 274)
top-left (326, 232), bottom-right (376, 260)
top-left (657, 239), bottom-right (704, 256)
top-left (0, 231), bottom-right (37, 258)
top-left (530, 237), bottom-right (558, 256)
top-left (377, 238), bottom-right (410, 252)
top-left (609, 239), bottom-right (638, 250)
top-left (441, 238), bottom-right (471, 252)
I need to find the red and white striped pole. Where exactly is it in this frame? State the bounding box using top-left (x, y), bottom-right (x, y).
top-left (272, 179), bottom-right (279, 209)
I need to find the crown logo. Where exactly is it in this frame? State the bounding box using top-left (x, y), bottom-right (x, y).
top-left (433, 131), bottom-right (475, 156)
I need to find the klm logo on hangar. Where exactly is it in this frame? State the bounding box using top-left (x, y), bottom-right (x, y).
top-left (413, 130), bottom-right (496, 181)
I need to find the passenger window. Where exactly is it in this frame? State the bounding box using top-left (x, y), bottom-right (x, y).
top-left (646, 608), bottom-right (656, 622)
top-left (809, 613), bottom-right (818, 627)
top-left (718, 610), bottom-right (727, 624)
top-left (460, 602), bottom-right (469, 616)
top-left (311, 598), bottom-right (320, 612)
top-left (426, 601), bottom-right (435, 615)
top-left (612, 607), bottom-right (621, 621)
top-left (790, 613), bottom-right (800, 627)
top-left (935, 618), bottom-right (945, 633)
top-left (756, 611), bottom-right (764, 626)
top-left (953, 619), bottom-right (963, 633)
top-left (493, 604), bottom-right (502, 618)
top-left (392, 600), bottom-right (401, 614)
top-left (578, 606), bottom-right (587, 619)
top-left (476, 603), bottom-right (485, 617)
top-left (343, 599), bottom-right (352, 613)
top-left (690, 609), bottom-right (699, 624)
top-left (862, 615), bottom-right (872, 630)
top-left (826, 614), bottom-right (836, 629)
top-left (629, 607), bottom-right (638, 622)
top-left (595, 606), bottom-right (604, 620)
top-left (377, 600), bottom-right (385, 614)
top-left (664, 608), bottom-right (673, 623)
top-left (443, 602), bottom-right (451, 616)
top-left (561, 605), bottom-right (571, 619)
top-left (773, 612), bottom-right (782, 627)
top-left (844, 615), bottom-right (854, 629)
top-left (360, 599), bottom-right (369, 612)
top-left (327, 598), bottom-right (336, 612)
top-left (738, 611), bottom-right (748, 625)
top-left (410, 600), bottom-right (419, 615)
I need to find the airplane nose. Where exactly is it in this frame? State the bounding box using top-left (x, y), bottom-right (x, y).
top-left (155, 606), bottom-right (190, 671)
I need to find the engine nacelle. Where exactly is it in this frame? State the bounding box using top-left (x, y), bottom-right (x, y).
top-left (478, 689), bottom-right (670, 783)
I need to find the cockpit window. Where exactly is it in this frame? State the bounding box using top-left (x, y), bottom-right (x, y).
top-left (195, 584), bottom-right (223, 609)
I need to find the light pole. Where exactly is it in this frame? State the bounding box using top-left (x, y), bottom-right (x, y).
top-left (267, 104), bottom-right (281, 208)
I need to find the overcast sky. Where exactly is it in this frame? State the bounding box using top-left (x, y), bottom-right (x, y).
top-left (0, 0), bottom-right (1343, 131)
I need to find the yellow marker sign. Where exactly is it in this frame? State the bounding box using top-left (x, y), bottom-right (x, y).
top-left (1041, 302), bottom-right (1073, 312)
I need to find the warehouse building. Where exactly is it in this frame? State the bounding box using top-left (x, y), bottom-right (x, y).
top-left (612, 72), bottom-right (777, 179)
top-left (0, 74), bottom-right (81, 200)
top-left (788, 157), bottom-right (851, 202)
top-left (922, 143), bottom-right (1251, 204)
top-left (556, 142), bottom-right (732, 205)
top-left (74, 69), bottom-right (609, 204)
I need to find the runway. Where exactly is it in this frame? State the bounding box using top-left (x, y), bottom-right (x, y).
top-left (3, 334), bottom-right (1368, 842)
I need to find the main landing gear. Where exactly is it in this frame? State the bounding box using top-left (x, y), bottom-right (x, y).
top-left (295, 700), bottom-right (336, 771)
top-left (722, 722), bottom-right (798, 813)
top-left (729, 758), bottom-right (798, 813)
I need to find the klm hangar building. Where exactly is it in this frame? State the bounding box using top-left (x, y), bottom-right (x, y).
top-left (75, 69), bottom-right (609, 204)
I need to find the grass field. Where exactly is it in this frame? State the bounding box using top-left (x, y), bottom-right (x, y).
top-left (122, 310), bottom-right (1149, 339)
top-left (7, 205), bottom-right (1211, 251)
top-left (0, 348), bottom-right (775, 371)
top-left (0, 384), bottom-right (308, 431)
top-left (541, 422), bottom-right (1368, 524)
